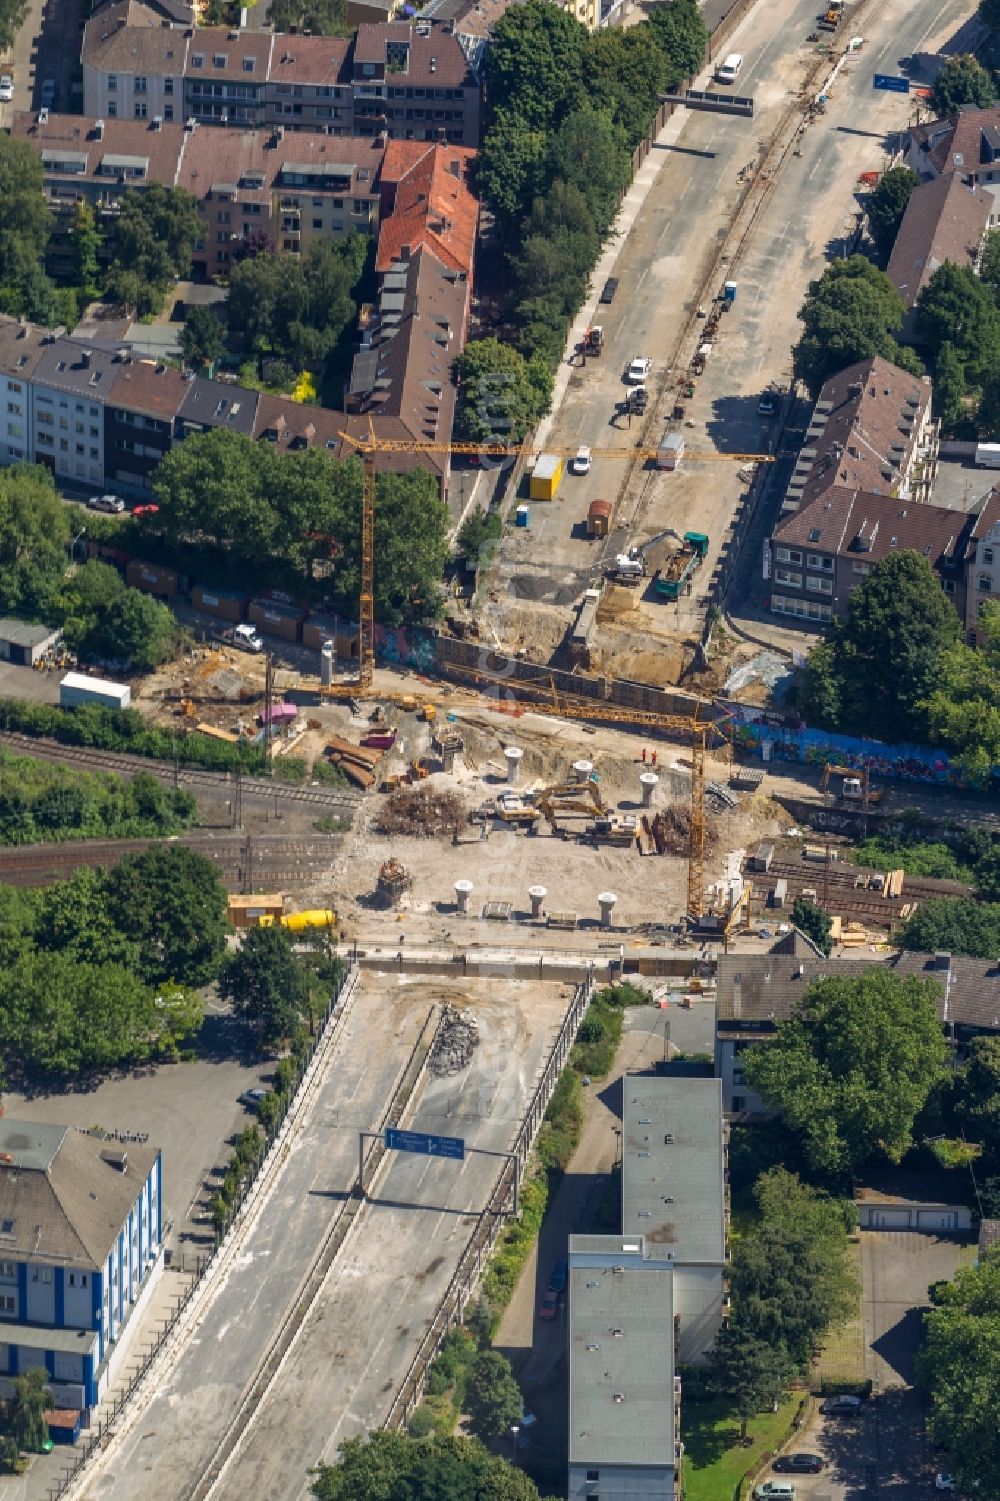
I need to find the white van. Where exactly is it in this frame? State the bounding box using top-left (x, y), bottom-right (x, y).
top-left (716, 52), bottom-right (743, 83)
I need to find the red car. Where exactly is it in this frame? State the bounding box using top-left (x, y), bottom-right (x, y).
top-left (539, 1289), bottom-right (558, 1321)
top-left (132, 504), bottom-right (159, 517)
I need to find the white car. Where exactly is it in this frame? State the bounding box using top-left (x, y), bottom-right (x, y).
top-left (572, 446), bottom-right (592, 475)
top-left (935, 1477), bottom-right (956, 1493)
top-left (626, 357), bottom-right (652, 384)
top-left (88, 493), bottom-right (126, 513)
top-left (0, 76), bottom-right (13, 103)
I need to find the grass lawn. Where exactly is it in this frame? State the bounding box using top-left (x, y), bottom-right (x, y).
top-left (681, 1393), bottom-right (802, 1501)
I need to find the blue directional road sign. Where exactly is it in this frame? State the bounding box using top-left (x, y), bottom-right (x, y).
top-left (385, 1128), bottom-right (466, 1160)
top-left (873, 74), bottom-right (910, 94)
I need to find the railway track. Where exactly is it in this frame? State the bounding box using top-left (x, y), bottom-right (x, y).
top-left (0, 834), bottom-right (341, 888)
top-left (0, 734), bottom-right (363, 812)
top-left (757, 857), bottom-right (973, 926)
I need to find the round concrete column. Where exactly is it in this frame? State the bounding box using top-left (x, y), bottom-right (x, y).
top-left (528, 885), bottom-right (547, 919)
top-left (454, 879), bottom-right (473, 915)
top-left (640, 772), bottom-right (660, 808)
top-left (598, 891), bottom-right (618, 929)
top-left (504, 746), bottom-right (524, 784)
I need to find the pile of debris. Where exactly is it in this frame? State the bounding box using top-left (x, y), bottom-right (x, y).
top-left (376, 786), bottom-right (465, 837)
top-left (644, 805), bottom-right (719, 857)
top-left (429, 1006), bottom-right (479, 1076)
top-left (324, 734), bottom-right (384, 790)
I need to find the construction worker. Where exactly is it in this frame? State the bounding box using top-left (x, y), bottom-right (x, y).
top-left (651, 750), bottom-right (658, 767)
top-left (641, 747), bottom-right (647, 763)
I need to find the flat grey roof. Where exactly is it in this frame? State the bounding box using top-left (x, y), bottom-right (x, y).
top-left (0, 617), bottom-right (60, 649)
top-left (568, 1236), bottom-right (675, 1471)
top-left (0, 1318), bottom-right (100, 1356)
top-left (0, 1120), bottom-right (66, 1173)
top-left (622, 1075), bottom-right (726, 1266)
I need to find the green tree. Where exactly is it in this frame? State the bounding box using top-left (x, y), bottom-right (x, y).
top-left (69, 200), bottom-right (102, 300)
top-left (152, 981), bottom-right (205, 1055)
top-left (8, 1368), bottom-right (50, 1452)
top-left (584, 26), bottom-right (669, 149)
top-left (920, 606), bottom-right (1000, 779)
top-left (485, 0), bottom-right (586, 134)
top-left (932, 53), bottom-right (997, 116)
top-left (867, 165), bottom-right (919, 263)
top-left (219, 923), bottom-right (311, 1046)
top-left (456, 507), bottom-right (502, 566)
top-left (228, 235), bottom-right (365, 369)
top-left (0, 137), bottom-right (53, 286)
top-left (792, 256), bottom-right (920, 397)
top-left (180, 305), bottom-right (226, 371)
top-left (791, 896), bottom-right (833, 957)
top-left (743, 970), bottom-right (948, 1178)
top-left (919, 1251), bottom-right (1000, 1495)
top-left (900, 896), bottom-right (1000, 958)
top-left (798, 551), bottom-right (961, 744)
top-left (727, 1169), bottom-right (855, 1372)
top-left (107, 184), bottom-right (203, 312)
top-left (933, 340), bottom-right (970, 431)
top-left (105, 845), bottom-right (229, 986)
top-left (267, 0), bottom-right (349, 32)
top-left (464, 1350), bottom-right (523, 1441)
top-left (959, 1036), bottom-right (1000, 1159)
top-left (709, 1324), bottom-right (788, 1440)
top-left (60, 562), bottom-right (179, 669)
top-left (647, 0), bottom-right (709, 89)
top-left (34, 866), bottom-right (139, 969)
top-left (455, 338), bottom-right (554, 445)
top-left (311, 1432), bottom-right (539, 1501)
top-left (979, 227), bottom-right (1000, 294)
top-left (477, 109), bottom-right (548, 226)
top-left (916, 261), bottom-right (1000, 386)
top-left (0, 950), bottom-right (158, 1076)
top-left (0, 0), bottom-right (29, 51)
top-left (548, 106), bottom-right (631, 238)
top-left (0, 463), bottom-right (70, 620)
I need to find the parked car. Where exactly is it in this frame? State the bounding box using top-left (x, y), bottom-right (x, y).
top-left (88, 493), bottom-right (126, 513)
top-left (627, 356), bottom-right (652, 384)
top-left (630, 385), bottom-right (649, 414)
top-left (572, 446), bottom-right (592, 475)
top-left (132, 503), bottom-right (159, 517)
top-left (538, 1288), bottom-right (558, 1320)
top-left (820, 1394), bottom-right (862, 1415)
top-left (935, 1478), bottom-right (957, 1493)
top-left (0, 75), bottom-right (13, 102)
top-left (773, 1454), bottom-right (824, 1474)
top-left (40, 76), bottom-right (55, 105)
top-left (239, 1087), bottom-right (268, 1109)
top-left (757, 391), bottom-right (779, 417)
top-left (752, 1482), bottom-right (795, 1500)
top-left (548, 1258), bottom-right (568, 1294)
top-left (600, 276), bottom-right (619, 304)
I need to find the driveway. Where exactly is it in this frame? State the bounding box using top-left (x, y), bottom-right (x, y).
top-left (754, 1231), bottom-right (968, 1501)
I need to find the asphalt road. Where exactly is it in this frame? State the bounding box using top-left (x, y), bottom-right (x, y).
top-left (77, 986), bottom-right (435, 1501)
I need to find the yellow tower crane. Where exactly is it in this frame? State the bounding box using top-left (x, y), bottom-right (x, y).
top-left (330, 431), bottom-right (769, 916)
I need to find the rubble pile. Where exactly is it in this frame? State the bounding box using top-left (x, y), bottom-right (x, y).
top-left (646, 805), bottom-right (719, 857)
top-left (376, 787), bottom-right (465, 837)
top-left (429, 1006), bottom-right (480, 1076)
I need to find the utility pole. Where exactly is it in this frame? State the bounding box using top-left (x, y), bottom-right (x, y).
top-left (263, 652), bottom-right (274, 776)
top-left (232, 764), bottom-right (243, 830)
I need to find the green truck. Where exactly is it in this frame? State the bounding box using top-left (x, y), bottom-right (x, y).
top-left (653, 531), bottom-right (710, 601)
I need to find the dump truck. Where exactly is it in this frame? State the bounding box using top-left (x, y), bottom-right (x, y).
top-left (653, 531), bottom-right (710, 601)
top-left (818, 7), bottom-right (840, 27)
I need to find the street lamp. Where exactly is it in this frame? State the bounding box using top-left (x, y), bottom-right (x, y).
top-left (510, 1424), bottom-right (520, 1460)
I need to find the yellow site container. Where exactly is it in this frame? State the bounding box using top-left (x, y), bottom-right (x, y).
top-left (529, 454), bottom-right (563, 501)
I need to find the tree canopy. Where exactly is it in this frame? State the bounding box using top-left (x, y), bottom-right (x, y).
top-left (743, 969), bottom-right (947, 1178)
top-left (647, 0), bottom-right (709, 89)
top-left (485, 0), bottom-right (586, 134)
top-left (792, 257), bottom-right (922, 397)
top-left (104, 845), bottom-right (229, 987)
top-left (900, 896), bottom-right (1000, 959)
top-left (107, 184), bottom-right (203, 316)
top-left (791, 897), bottom-right (832, 957)
top-left (219, 924), bottom-right (312, 1046)
top-left (931, 53), bottom-right (997, 115)
top-left (455, 339), bottom-right (554, 445)
top-left (916, 261), bottom-right (1000, 388)
top-left (180, 305), bottom-right (227, 371)
top-left (867, 166), bottom-right (919, 263)
top-left (311, 1432), bottom-right (540, 1501)
top-left (798, 551), bottom-right (961, 744)
top-left (0, 463), bottom-right (70, 621)
top-left (919, 1251), bottom-right (1000, 1496)
top-left (227, 235), bottom-right (367, 371)
top-left (267, 0), bottom-right (350, 33)
top-left (0, 137), bottom-right (53, 289)
top-left (60, 560), bottom-right (179, 669)
top-left (464, 1351), bottom-right (524, 1441)
top-left (150, 430), bottom-right (448, 623)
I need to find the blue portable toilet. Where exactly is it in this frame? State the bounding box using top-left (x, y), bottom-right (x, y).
top-left (515, 504), bottom-right (530, 528)
top-left (724, 281), bottom-right (737, 303)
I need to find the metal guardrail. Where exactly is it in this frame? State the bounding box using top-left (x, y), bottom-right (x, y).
top-left (382, 979), bottom-right (592, 1430)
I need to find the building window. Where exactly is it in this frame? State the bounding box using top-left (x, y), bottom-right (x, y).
top-left (213, 53), bottom-right (227, 67)
top-left (135, 75), bottom-right (147, 93)
top-left (243, 57), bottom-right (255, 72)
top-left (806, 575), bottom-right (833, 594)
top-left (0, 1262), bottom-right (14, 1280)
top-left (165, 77), bottom-right (174, 95)
top-left (732, 1095), bottom-right (747, 1112)
top-left (107, 74), bottom-right (117, 91)
top-left (979, 573), bottom-right (993, 593)
top-left (807, 553), bottom-right (833, 571)
top-left (134, 101), bottom-right (147, 118)
top-left (6, 403), bottom-right (20, 415)
top-left (353, 199), bottom-right (366, 214)
top-left (9, 382), bottom-right (21, 395)
top-left (586, 1473), bottom-right (599, 1483)
top-left (852, 561), bottom-right (871, 575)
top-left (107, 101), bottom-right (117, 117)
top-left (68, 1271), bottom-right (88, 1288)
top-left (191, 53), bottom-right (204, 68)
top-left (774, 568), bottom-right (802, 587)
top-left (775, 546), bottom-right (802, 565)
top-left (0, 1294), bottom-right (13, 1314)
top-left (985, 547), bottom-right (995, 565)
top-left (312, 217), bottom-right (323, 229)
top-left (942, 579), bottom-right (955, 594)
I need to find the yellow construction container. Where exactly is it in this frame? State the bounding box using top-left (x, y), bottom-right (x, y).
top-left (423, 703), bottom-right (437, 723)
top-left (529, 454), bottom-right (563, 501)
top-left (227, 893), bottom-right (285, 928)
top-left (259, 908), bottom-right (336, 931)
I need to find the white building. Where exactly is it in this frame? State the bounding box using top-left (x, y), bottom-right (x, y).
top-left (621, 1075), bottom-right (728, 1365)
top-left (29, 338), bottom-right (118, 489)
top-left (0, 319), bottom-right (51, 468)
top-left (0, 1119), bottom-right (163, 1412)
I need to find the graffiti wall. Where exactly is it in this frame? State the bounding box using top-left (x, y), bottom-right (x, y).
top-left (725, 705), bottom-right (960, 787)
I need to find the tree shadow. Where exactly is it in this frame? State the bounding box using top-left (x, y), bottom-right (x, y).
top-left (190, 1010), bottom-right (260, 1066)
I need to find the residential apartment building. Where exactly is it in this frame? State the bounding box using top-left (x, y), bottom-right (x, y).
top-left (0, 319), bottom-right (50, 468)
top-left (965, 510), bottom-right (1000, 646)
top-left (103, 356), bottom-right (190, 494)
top-left (30, 339), bottom-right (120, 489)
top-left (886, 174), bottom-right (990, 340)
top-left (780, 356), bottom-right (938, 519)
top-left (13, 112), bottom-right (388, 281)
top-left (0, 1119), bottom-right (162, 1413)
top-left (902, 104), bottom-right (1000, 225)
top-left (766, 482), bottom-right (1000, 631)
top-left (621, 1076), bottom-right (727, 1365)
top-left (715, 933), bottom-right (1000, 1113)
top-left (82, 5), bottom-right (481, 146)
top-left (567, 1235), bottom-right (680, 1501)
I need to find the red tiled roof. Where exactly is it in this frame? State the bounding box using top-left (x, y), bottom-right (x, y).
top-left (887, 175), bottom-right (990, 309)
top-left (376, 142), bottom-right (477, 275)
top-left (107, 358), bottom-right (190, 417)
